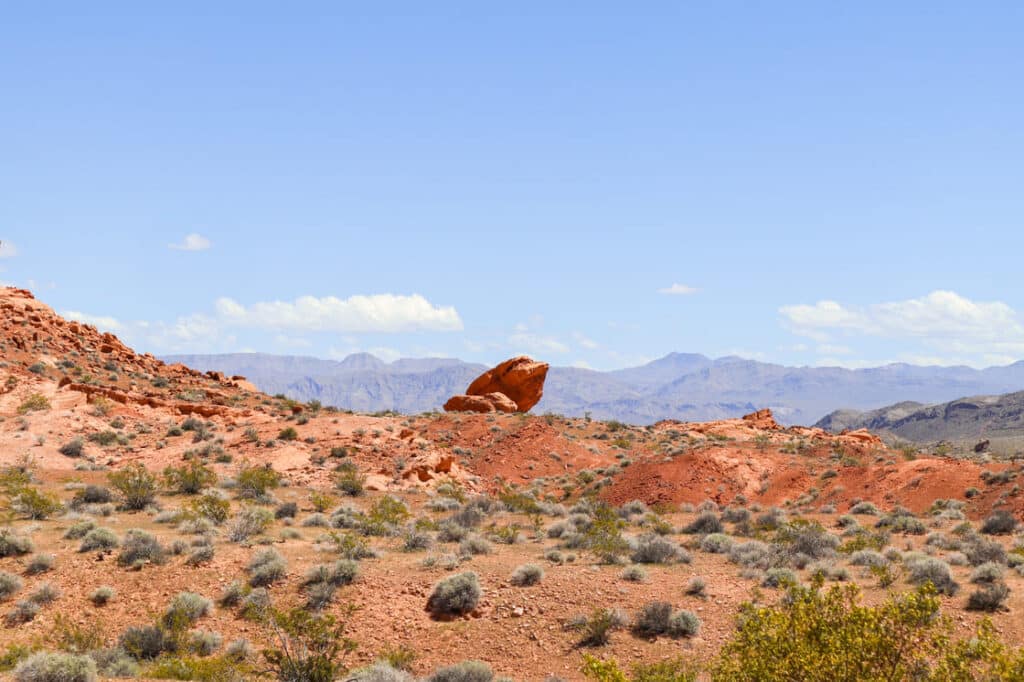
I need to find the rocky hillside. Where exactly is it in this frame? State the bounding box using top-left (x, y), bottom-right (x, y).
top-left (816, 391), bottom-right (1024, 455)
top-left (166, 351), bottom-right (1024, 425)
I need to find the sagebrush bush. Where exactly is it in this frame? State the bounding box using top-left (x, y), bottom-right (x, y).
top-left (78, 528), bottom-right (118, 552)
top-left (186, 545), bottom-right (215, 566)
top-left (426, 660), bottom-right (494, 682)
top-left (668, 610), bottom-right (701, 637)
top-left (427, 572), bottom-right (481, 616)
top-left (14, 652), bottom-right (97, 682)
top-left (163, 592), bottom-right (212, 628)
top-left (631, 534), bottom-right (682, 564)
top-left (700, 533), bottom-right (734, 554)
top-left (0, 571), bottom-right (23, 600)
top-left (58, 438), bottom-right (86, 458)
top-left (683, 512), bottom-right (723, 535)
top-left (116, 529), bottom-right (165, 567)
top-left (90, 586), bottom-right (115, 606)
top-left (906, 557), bottom-right (959, 595)
top-left (0, 529), bottom-right (33, 557)
top-left (509, 564), bottom-right (544, 586)
top-left (620, 565), bottom-right (647, 583)
top-left (980, 510), bottom-right (1017, 535)
top-left (25, 554), bottom-right (54, 575)
top-left (970, 562), bottom-right (1005, 584)
top-left (228, 506), bottom-right (274, 542)
top-left (119, 624), bottom-right (174, 660)
top-left (247, 548), bottom-right (287, 587)
top-left (966, 582), bottom-right (1010, 612)
top-left (633, 601), bottom-right (673, 635)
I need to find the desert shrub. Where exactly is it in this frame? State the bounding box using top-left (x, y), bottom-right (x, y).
top-left (962, 534), bottom-right (1007, 567)
top-left (163, 592), bottom-right (212, 628)
top-left (966, 582), bottom-right (1010, 612)
top-left (275, 502), bottom-right (298, 519)
top-left (426, 660), bottom-right (494, 682)
top-left (119, 624), bottom-right (175, 660)
top-left (107, 463), bottom-right (158, 510)
top-left (277, 427), bottom-right (299, 441)
top-left (362, 496), bottom-right (411, 536)
top-left (437, 522), bottom-right (469, 543)
top-left (260, 607), bottom-right (358, 682)
top-left (970, 562), bottom-right (1005, 584)
top-left (235, 464), bottom-right (281, 500)
top-left (876, 511), bottom-right (926, 535)
top-left (188, 630), bottom-right (224, 657)
top-left (572, 609), bottom-right (626, 647)
top-left (64, 520), bottom-right (96, 540)
top-left (700, 533), bottom-right (734, 554)
top-left (668, 610), bottom-right (701, 638)
top-left (458, 535), bottom-right (493, 556)
top-left (11, 487), bottom-right (63, 520)
top-left (762, 568), bottom-right (798, 588)
top-left (304, 560), bottom-right (358, 588)
top-left (90, 586), bottom-right (115, 606)
top-left (631, 534), bottom-right (683, 564)
top-left (228, 506), bottom-right (274, 542)
top-left (18, 393), bottom-right (51, 414)
top-left (722, 507), bottom-right (751, 524)
top-left (0, 529), bottom-right (33, 557)
top-left (620, 566), bottom-right (647, 582)
top-left (402, 529), bottom-right (432, 552)
top-left (906, 557), bottom-right (959, 595)
top-left (163, 461), bottom-right (217, 495)
top-left (186, 545), bottom-right (216, 566)
top-left (117, 529), bottom-right (165, 567)
top-left (218, 581), bottom-right (246, 608)
top-left (247, 548), bottom-right (288, 587)
top-left (980, 510), bottom-right (1017, 535)
top-left (334, 463), bottom-right (366, 496)
top-left (728, 540), bottom-right (772, 570)
top-left (633, 601), bottom-right (673, 636)
top-left (682, 512), bottom-right (723, 535)
top-left (71, 485), bottom-right (112, 507)
top-left (87, 431), bottom-right (118, 447)
top-left (427, 572), bottom-right (481, 616)
top-left (0, 571), bottom-right (23, 600)
top-left (13, 652), bottom-right (97, 682)
top-left (849, 501), bottom-right (880, 515)
top-left (580, 655), bottom-right (697, 682)
top-left (684, 576), bottom-right (706, 598)
top-left (188, 493), bottom-right (231, 524)
top-left (509, 564), bottom-right (544, 586)
top-left (304, 581), bottom-right (337, 611)
top-left (5, 599), bottom-right (39, 625)
top-left (58, 438), bottom-right (86, 458)
top-left (580, 505), bottom-right (631, 563)
top-left (849, 550), bottom-right (888, 568)
top-left (79, 528), bottom-right (118, 552)
top-left (774, 520), bottom-right (839, 562)
top-left (239, 588), bottom-right (271, 620)
top-left (350, 662), bottom-right (415, 682)
top-left (25, 554), bottom-right (54, 575)
top-left (709, 582), bottom-right (1024, 681)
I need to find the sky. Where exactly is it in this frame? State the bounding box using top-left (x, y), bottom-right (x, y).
top-left (2, 2), bottom-right (1023, 371)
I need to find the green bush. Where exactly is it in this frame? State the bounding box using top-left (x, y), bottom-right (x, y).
top-left (11, 487), bottom-right (63, 520)
top-left (235, 464), bottom-right (281, 500)
top-left (581, 654), bottom-right (697, 682)
top-left (17, 394), bottom-right (51, 415)
top-left (261, 607), bottom-right (357, 682)
top-left (277, 427), bottom-right (299, 441)
top-left (164, 462), bottom-right (217, 495)
top-left (107, 463), bottom-right (158, 510)
top-left (188, 493), bottom-right (231, 524)
top-left (709, 581), bottom-right (1024, 681)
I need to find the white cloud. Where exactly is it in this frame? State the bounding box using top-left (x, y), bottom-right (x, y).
top-left (214, 294), bottom-right (463, 333)
top-left (658, 283), bottom-right (699, 295)
top-left (0, 241), bottom-right (17, 259)
top-left (571, 359), bottom-right (593, 369)
top-left (572, 331), bottom-right (599, 350)
top-left (169, 233), bottom-right (212, 251)
top-left (816, 344), bottom-right (852, 355)
top-left (62, 310), bottom-right (123, 331)
top-left (508, 331), bottom-right (569, 355)
top-left (780, 290), bottom-right (1024, 367)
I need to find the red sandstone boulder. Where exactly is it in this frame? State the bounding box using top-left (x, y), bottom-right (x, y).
top-left (462, 356), bottom-right (549, 412)
top-left (444, 392), bottom-right (517, 414)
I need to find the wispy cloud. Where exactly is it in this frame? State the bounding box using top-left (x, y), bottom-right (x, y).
top-left (169, 233), bottom-right (212, 251)
top-left (215, 294), bottom-right (463, 333)
top-left (658, 283), bottom-right (698, 295)
top-left (0, 241), bottom-right (17, 259)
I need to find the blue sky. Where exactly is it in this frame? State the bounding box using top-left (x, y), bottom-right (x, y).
top-left (2, 3), bottom-right (1023, 370)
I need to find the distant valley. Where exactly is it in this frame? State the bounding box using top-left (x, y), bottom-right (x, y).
top-left (163, 352), bottom-right (1024, 426)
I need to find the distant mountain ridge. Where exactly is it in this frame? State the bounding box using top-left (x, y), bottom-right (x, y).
top-left (163, 352), bottom-right (1024, 425)
top-left (815, 391), bottom-right (1024, 454)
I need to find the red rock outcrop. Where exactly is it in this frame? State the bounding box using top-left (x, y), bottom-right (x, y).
top-left (443, 392), bottom-right (518, 414)
top-left (468, 356), bottom-right (549, 411)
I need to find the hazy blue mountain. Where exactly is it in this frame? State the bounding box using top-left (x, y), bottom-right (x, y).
top-left (163, 352), bottom-right (1024, 426)
top-left (815, 391), bottom-right (1024, 453)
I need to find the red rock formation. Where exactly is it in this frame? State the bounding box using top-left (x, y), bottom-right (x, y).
top-left (443, 392), bottom-right (518, 414)
top-left (463, 356), bottom-right (549, 412)
top-left (742, 408), bottom-right (780, 430)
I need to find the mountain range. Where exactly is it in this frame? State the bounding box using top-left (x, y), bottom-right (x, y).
top-left (162, 352), bottom-right (1024, 426)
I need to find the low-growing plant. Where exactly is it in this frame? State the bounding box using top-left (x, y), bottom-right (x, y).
top-left (427, 572), bottom-right (481, 616)
top-left (107, 463), bottom-right (157, 510)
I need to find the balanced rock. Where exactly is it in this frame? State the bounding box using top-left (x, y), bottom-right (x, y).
top-left (443, 356), bottom-right (549, 414)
